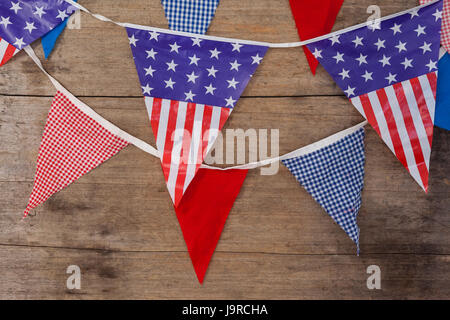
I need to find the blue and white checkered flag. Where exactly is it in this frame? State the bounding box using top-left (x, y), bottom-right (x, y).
top-left (161, 0), bottom-right (220, 34)
top-left (282, 125), bottom-right (366, 254)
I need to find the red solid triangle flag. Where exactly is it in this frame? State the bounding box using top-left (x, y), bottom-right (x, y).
top-left (174, 168), bottom-right (248, 284)
top-left (289, 0), bottom-right (344, 75)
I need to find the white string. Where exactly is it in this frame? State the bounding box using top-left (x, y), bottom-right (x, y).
top-left (24, 46), bottom-right (368, 170)
top-left (63, 0), bottom-right (439, 48)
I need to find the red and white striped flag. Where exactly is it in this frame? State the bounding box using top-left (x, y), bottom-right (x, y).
top-left (24, 91), bottom-right (129, 217)
top-left (145, 97), bottom-right (231, 206)
top-left (306, 1), bottom-right (443, 191)
top-left (0, 37), bottom-right (18, 66)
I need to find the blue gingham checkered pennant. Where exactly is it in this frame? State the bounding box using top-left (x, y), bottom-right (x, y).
top-left (161, 0), bottom-right (220, 34)
top-left (282, 127), bottom-right (366, 254)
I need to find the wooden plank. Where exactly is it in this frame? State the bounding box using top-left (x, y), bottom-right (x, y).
top-left (0, 96), bottom-right (448, 255)
top-left (0, 245), bottom-right (448, 299)
top-left (0, 0), bottom-right (419, 97)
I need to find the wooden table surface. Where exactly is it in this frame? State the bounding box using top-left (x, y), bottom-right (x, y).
top-left (0, 0), bottom-right (449, 299)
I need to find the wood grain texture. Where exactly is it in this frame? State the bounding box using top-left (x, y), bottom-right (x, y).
top-left (0, 0), bottom-right (449, 299)
top-left (0, 0), bottom-right (419, 97)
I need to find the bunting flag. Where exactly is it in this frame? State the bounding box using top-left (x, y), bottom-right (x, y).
top-left (126, 25), bottom-right (267, 206)
top-left (174, 168), bottom-right (248, 283)
top-left (306, 0), bottom-right (443, 192)
top-left (282, 126), bottom-right (366, 254)
top-left (421, 0), bottom-right (450, 53)
top-left (436, 52), bottom-right (450, 130)
top-left (161, 0), bottom-right (220, 34)
top-left (0, 36), bottom-right (19, 66)
top-left (0, 0), bottom-right (77, 65)
top-left (42, 0), bottom-right (78, 59)
top-left (289, 0), bottom-right (344, 75)
top-left (24, 91), bottom-right (129, 218)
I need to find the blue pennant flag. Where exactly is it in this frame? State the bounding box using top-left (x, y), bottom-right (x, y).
top-left (282, 127), bottom-right (366, 254)
top-left (161, 0), bottom-right (220, 34)
top-left (41, 0), bottom-right (78, 59)
top-left (436, 53), bottom-right (450, 130)
top-left (0, 0), bottom-right (77, 65)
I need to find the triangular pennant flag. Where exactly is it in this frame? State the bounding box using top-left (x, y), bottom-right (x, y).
top-left (436, 52), bottom-right (450, 130)
top-left (42, 0), bottom-right (78, 59)
top-left (24, 91), bottom-right (129, 218)
top-left (289, 0), bottom-right (344, 74)
top-left (282, 127), bottom-right (366, 254)
top-left (161, 0), bottom-right (220, 34)
top-left (0, 37), bottom-right (19, 66)
top-left (421, 0), bottom-right (450, 53)
top-left (174, 168), bottom-right (248, 283)
top-left (0, 0), bottom-right (78, 66)
top-left (126, 26), bottom-right (267, 206)
top-left (306, 1), bottom-right (443, 192)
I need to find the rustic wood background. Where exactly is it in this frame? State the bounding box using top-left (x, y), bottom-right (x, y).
top-left (0, 0), bottom-right (449, 299)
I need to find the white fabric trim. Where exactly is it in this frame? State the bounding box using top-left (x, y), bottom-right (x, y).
top-left (201, 121), bottom-right (368, 170)
top-left (63, 0), bottom-right (439, 48)
top-left (24, 46), bottom-right (160, 158)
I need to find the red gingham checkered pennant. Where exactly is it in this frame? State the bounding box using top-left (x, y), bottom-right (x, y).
top-left (421, 0), bottom-right (449, 53)
top-left (24, 91), bottom-right (129, 218)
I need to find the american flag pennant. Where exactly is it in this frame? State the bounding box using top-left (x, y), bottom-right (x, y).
top-left (421, 0), bottom-right (450, 53)
top-left (126, 26), bottom-right (268, 206)
top-left (161, 0), bottom-right (220, 35)
top-left (0, 0), bottom-right (77, 66)
top-left (306, 0), bottom-right (443, 192)
top-left (24, 91), bottom-right (129, 218)
top-left (282, 127), bottom-right (366, 254)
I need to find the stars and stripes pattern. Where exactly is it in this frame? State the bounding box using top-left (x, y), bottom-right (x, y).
top-left (421, 0), bottom-right (450, 53)
top-left (145, 96), bottom-right (231, 206)
top-left (127, 26), bottom-right (267, 205)
top-left (162, 0), bottom-right (220, 34)
top-left (306, 0), bottom-right (443, 191)
top-left (24, 91), bottom-right (129, 218)
top-left (0, 37), bottom-right (18, 66)
top-left (282, 127), bottom-right (366, 254)
top-left (0, 0), bottom-right (77, 65)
